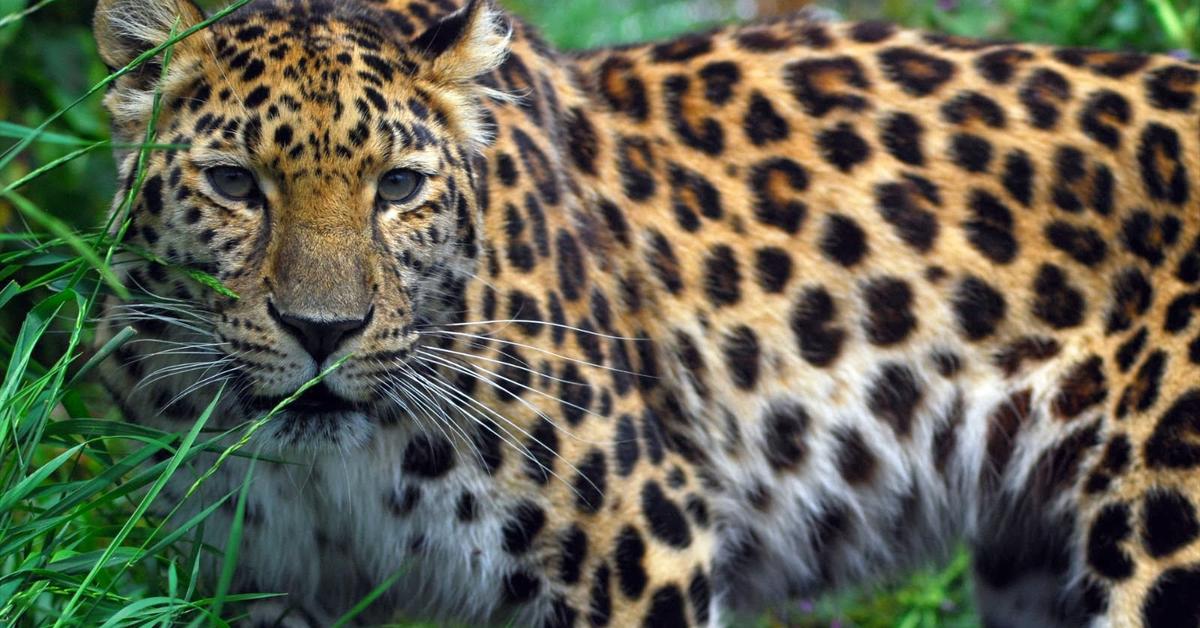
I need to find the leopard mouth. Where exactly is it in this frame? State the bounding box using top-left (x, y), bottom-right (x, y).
top-left (249, 383), bottom-right (363, 416)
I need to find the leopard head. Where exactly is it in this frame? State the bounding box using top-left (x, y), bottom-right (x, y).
top-left (93, 0), bottom-right (509, 447)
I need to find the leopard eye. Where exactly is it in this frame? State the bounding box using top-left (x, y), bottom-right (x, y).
top-left (378, 168), bottom-right (425, 204)
top-left (206, 166), bottom-right (259, 200)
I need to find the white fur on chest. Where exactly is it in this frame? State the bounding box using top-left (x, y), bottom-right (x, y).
top-left (170, 428), bottom-right (520, 625)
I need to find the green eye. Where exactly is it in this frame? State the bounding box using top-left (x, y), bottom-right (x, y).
top-left (378, 168), bottom-right (425, 204)
top-left (206, 166), bottom-right (259, 200)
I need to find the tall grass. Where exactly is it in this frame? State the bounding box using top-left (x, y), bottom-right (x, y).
top-left (0, 1), bottom-right (1195, 626)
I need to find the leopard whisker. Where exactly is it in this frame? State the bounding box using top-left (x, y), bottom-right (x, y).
top-left (417, 330), bottom-right (647, 378)
top-left (430, 319), bottom-right (644, 341)
top-left (404, 360), bottom-right (594, 500)
top-left (415, 348), bottom-right (609, 427)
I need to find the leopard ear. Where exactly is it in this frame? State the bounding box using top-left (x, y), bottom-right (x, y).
top-left (93, 0), bottom-right (205, 70)
top-left (412, 0), bottom-right (511, 85)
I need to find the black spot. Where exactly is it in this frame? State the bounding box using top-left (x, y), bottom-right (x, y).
top-left (652, 33), bottom-right (713, 62)
top-left (387, 485), bottom-right (421, 516)
top-left (641, 407), bottom-right (665, 464)
top-left (820, 214), bottom-right (868, 267)
top-left (1113, 350), bottom-right (1161, 420)
top-left (542, 597), bottom-right (577, 628)
top-left (643, 585), bottom-right (687, 627)
top-left (941, 90), bottom-right (1006, 128)
top-left (974, 48), bottom-right (1033, 84)
top-left (244, 85), bottom-right (270, 108)
top-left (1105, 268), bottom-right (1154, 334)
top-left (785, 57), bottom-right (871, 117)
top-left (1000, 149), bottom-right (1034, 207)
top-left (472, 419), bottom-right (503, 475)
top-left (565, 107), bottom-right (599, 175)
top-left (880, 111), bottom-right (925, 166)
top-left (862, 277), bottom-right (916, 346)
top-left (574, 449), bottom-right (607, 514)
top-left (1146, 390), bottom-right (1200, 469)
top-left (1045, 221), bottom-right (1108, 267)
top-left (874, 180), bottom-right (938, 252)
top-left (556, 229), bottom-right (587, 301)
top-left (964, 189), bottom-right (1018, 264)
top-left (668, 164), bottom-right (722, 230)
top-left (614, 526), bottom-right (648, 599)
top-left (763, 400), bottom-right (810, 471)
top-left (1121, 211), bottom-right (1182, 267)
top-left (455, 491), bottom-right (477, 523)
top-left (754, 247), bottom-right (792, 294)
top-left (948, 133), bottom-right (992, 172)
top-left (502, 500), bottom-right (546, 554)
top-left (688, 570), bottom-right (712, 624)
top-left (834, 427), bottom-right (877, 486)
top-left (698, 60), bottom-right (740, 104)
top-left (641, 480), bottom-right (692, 548)
top-left (817, 122), bottom-right (871, 173)
top-left (1143, 566), bottom-right (1200, 628)
top-left (985, 390), bottom-right (1032, 480)
top-left (791, 287), bottom-right (846, 367)
top-left (878, 47), bottom-right (955, 96)
top-left (614, 414), bottom-right (640, 477)
top-left (560, 525), bottom-right (589, 584)
top-left (502, 570), bottom-right (541, 604)
top-left (647, 231), bottom-right (683, 294)
top-left (272, 124), bottom-right (294, 147)
top-left (1141, 489), bottom-right (1199, 558)
top-left (1116, 327), bottom-right (1149, 372)
top-left (1033, 264), bottom-right (1086, 329)
top-left (850, 20), bottom-right (896, 43)
top-left (589, 563), bottom-right (612, 625)
top-left (868, 363), bottom-right (923, 437)
top-left (992, 336), bottom-right (1062, 376)
top-left (141, 175), bottom-right (164, 215)
top-left (703, 245), bottom-right (742, 307)
top-left (1166, 293), bottom-right (1200, 334)
top-left (1145, 64), bottom-right (1199, 111)
top-left (1018, 67), bottom-right (1071, 129)
top-left (496, 153), bottom-right (519, 186)
top-left (524, 418), bottom-right (559, 484)
top-left (722, 325), bottom-right (760, 390)
top-left (745, 91), bottom-right (789, 145)
top-left (617, 136), bottom-right (657, 201)
top-left (953, 276), bottom-right (1007, 341)
top-left (401, 434), bottom-right (456, 478)
top-left (1086, 502), bottom-right (1135, 580)
top-left (750, 157), bottom-right (808, 233)
top-left (662, 74), bottom-right (724, 155)
top-left (1054, 48), bottom-right (1148, 77)
top-left (1079, 90), bottom-right (1131, 148)
top-left (1138, 123), bottom-right (1189, 204)
top-left (1052, 355), bottom-right (1107, 421)
top-left (597, 56), bottom-right (649, 120)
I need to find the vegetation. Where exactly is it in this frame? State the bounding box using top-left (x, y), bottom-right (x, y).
top-left (0, 0), bottom-right (1195, 626)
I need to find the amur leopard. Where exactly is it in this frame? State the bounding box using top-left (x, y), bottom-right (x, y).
top-left (91, 0), bottom-right (1200, 625)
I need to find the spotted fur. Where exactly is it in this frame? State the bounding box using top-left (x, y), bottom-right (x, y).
top-left (92, 0), bottom-right (1200, 625)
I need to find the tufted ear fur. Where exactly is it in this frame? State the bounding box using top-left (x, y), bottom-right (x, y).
top-left (94, 0), bottom-right (208, 140)
top-left (411, 0), bottom-right (512, 149)
top-left (413, 0), bottom-right (511, 85)
top-left (94, 0), bottom-right (204, 70)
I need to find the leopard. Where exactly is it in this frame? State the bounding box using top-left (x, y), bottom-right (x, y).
top-left (89, 0), bottom-right (1200, 625)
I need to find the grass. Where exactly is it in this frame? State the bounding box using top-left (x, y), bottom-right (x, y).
top-left (0, 0), bottom-right (1196, 626)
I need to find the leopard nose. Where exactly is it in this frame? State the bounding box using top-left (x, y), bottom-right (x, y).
top-left (268, 301), bottom-right (374, 363)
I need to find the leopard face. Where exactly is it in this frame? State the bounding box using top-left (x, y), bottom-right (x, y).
top-left (96, 0), bottom-right (507, 446)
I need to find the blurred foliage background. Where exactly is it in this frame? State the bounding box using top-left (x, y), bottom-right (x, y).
top-left (0, 0), bottom-right (1196, 626)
